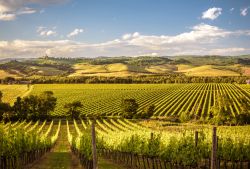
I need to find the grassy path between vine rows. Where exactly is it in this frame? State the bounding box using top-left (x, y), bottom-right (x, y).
top-left (28, 123), bottom-right (82, 169)
top-left (27, 122), bottom-right (127, 169)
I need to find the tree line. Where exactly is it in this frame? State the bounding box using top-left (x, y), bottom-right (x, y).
top-left (1, 75), bottom-right (250, 85)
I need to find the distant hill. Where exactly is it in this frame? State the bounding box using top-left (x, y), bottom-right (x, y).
top-left (0, 55), bottom-right (250, 79)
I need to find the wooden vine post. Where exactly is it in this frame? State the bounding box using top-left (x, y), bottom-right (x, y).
top-left (211, 127), bottom-right (217, 169)
top-left (92, 119), bottom-right (98, 169)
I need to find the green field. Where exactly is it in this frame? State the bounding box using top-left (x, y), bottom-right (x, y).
top-left (30, 83), bottom-right (250, 117)
top-left (177, 65), bottom-right (241, 76)
top-left (1, 83), bottom-right (250, 118)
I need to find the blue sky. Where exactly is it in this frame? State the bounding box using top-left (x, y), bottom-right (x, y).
top-left (0, 0), bottom-right (250, 58)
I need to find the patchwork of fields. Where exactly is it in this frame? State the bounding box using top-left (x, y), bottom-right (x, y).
top-left (1, 83), bottom-right (250, 118)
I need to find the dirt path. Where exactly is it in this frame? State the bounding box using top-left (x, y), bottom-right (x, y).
top-left (28, 123), bottom-right (82, 169)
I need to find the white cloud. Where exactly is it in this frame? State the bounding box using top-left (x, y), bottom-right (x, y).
top-left (230, 8), bottom-right (234, 12)
top-left (1, 23), bottom-right (250, 58)
top-left (202, 7), bottom-right (222, 20)
top-left (37, 27), bottom-right (57, 37)
top-left (241, 7), bottom-right (249, 16)
top-left (42, 30), bottom-right (56, 36)
top-left (122, 33), bottom-right (132, 40)
top-left (0, 0), bottom-right (67, 21)
top-left (132, 32), bottom-right (140, 38)
top-left (122, 32), bottom-right (140, 40)
top-left (67, 29), bottom-right (84, 38)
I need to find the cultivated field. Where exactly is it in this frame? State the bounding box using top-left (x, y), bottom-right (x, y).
top-left (29, 83), bottom-right (250, 117)
top-left (1, 119), bottom-right (250, 169)
top-left (1, 83), bottom-right (250, 117)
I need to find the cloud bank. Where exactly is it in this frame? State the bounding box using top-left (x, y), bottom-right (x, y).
top-left (0, 23), bottom-right (250, 58)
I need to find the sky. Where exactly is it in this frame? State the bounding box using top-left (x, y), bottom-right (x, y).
top-left (0, 0), bottom-right (250, 58)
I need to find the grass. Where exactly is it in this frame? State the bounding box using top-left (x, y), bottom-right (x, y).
top-left (0, 85), bottom-right (29, 104)
top-left (177, 65), bottom-right (240, 76)
top-left (70, 63), bottom-right (147, 77)
top-left (176, 64), bottom-right (194, 71)
top-left (98, 158), bottom-right (127, 169)
top-left (146, 64), bottom-right (177, 73)
top-left (106, 63), bottom-right (128, 72)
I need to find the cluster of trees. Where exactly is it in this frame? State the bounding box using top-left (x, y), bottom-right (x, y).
top-left (0, 91), bottom-right (57, 121)
top-left (64, 101), bottom-right (83, 119)
top-left (120, 98), bottom-right (155, 119)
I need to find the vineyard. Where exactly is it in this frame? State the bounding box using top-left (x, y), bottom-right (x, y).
top-left (28, 83), bottom-right (250, 118)
top-left (1, 83), bottom-right (250, 168)
top-left (0, 119), bottom-right (61, 169)
top-left (69, 118), bottom-right (250, 168)
top-left (1, 119), bottom-right (250, 168)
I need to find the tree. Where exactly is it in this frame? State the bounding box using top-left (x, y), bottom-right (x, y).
top-left (12, 97), bottom-right (25, 119)
top-left (12, 91), bottom-right (57, 120)
top-left (24, 95), bottom-right (40, 120)
top-left (140, 104), bottom-right (155, 119)
top-left (64, 101), bottom-right (83, 119)
top-left (120, 98), bottom-right (138, 119)
top-left (0, 91), bottom-right (11, 121)
top-left (37, 91), bottom-right (57, 119)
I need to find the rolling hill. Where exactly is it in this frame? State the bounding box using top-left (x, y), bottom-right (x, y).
top-left (0, 55), bottom-right (250, 79)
